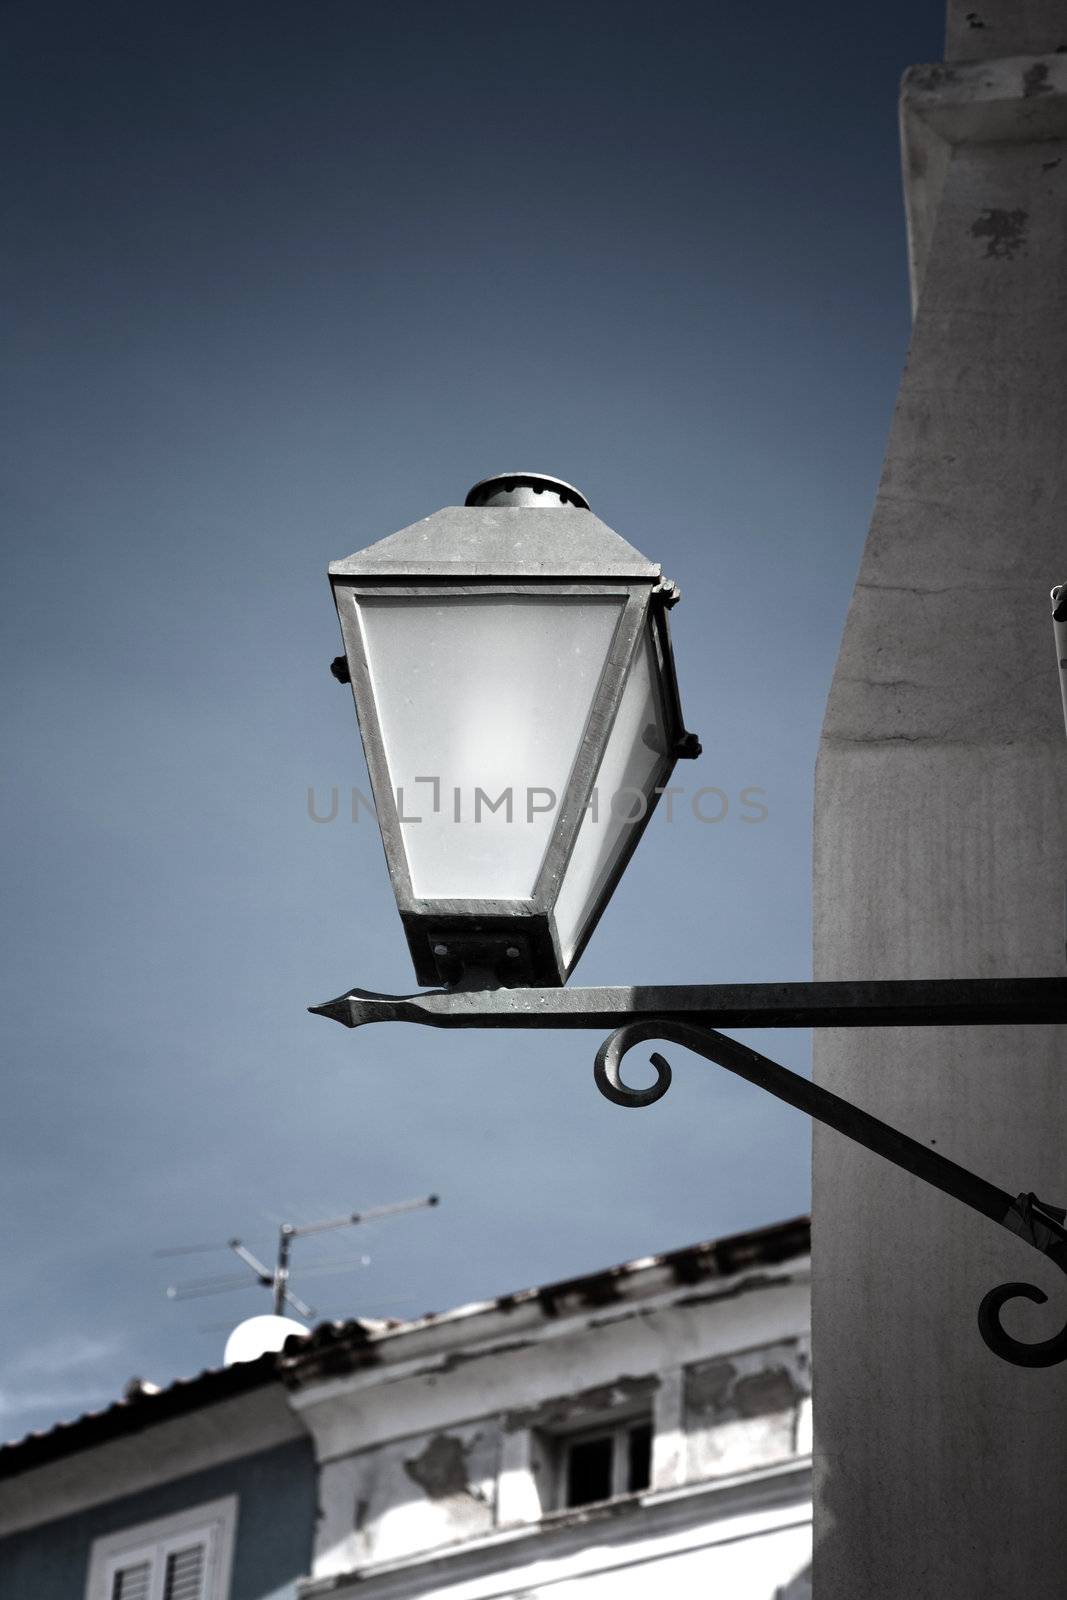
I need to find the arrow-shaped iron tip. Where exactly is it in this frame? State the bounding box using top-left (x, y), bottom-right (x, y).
top-left (308, 988), bottom-right (435, 1028)
top-left (308, 994), bottom-right (358, 1027)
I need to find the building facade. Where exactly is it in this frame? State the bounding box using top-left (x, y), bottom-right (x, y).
top-left (0, 1357), bottom-right (318, 1600)
top-left (814, 4), bottom-right (1067, 1596)
top-left (285, 1216), bottom-right (811, 1600)
top-left (0, 1217), bottom-right (810, 1600)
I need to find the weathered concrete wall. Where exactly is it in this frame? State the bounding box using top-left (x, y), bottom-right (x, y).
top-left (296, 1259), bottom-right (812, 1596)
top-left (946, 0), bottom-right (1067, 61)
top-left (685, 1337), bottom-right (808, 1481)
top-left (813, 31), bottom-right (1067, 1600)
top-left (301, 1501), bottom-right (812, 1600)
top-left (326, 1353), bottom-right (809, 1575)
top-left (343, 1420), bottom-right (502, 1566)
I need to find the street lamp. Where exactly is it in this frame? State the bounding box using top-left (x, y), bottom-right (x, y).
top-left (328, 473), bottom-right (698, 988)
top-left (317, 474), bottom-right (1067, 1369)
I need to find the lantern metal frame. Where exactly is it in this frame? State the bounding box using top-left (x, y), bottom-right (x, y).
top-left (329, 500), bottom-right (699, 989)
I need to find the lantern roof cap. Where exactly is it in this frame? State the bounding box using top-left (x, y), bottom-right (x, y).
top-left (329, 503), bottom-right (660, 581)
top-left (464, 472), bottom-right (590, 509)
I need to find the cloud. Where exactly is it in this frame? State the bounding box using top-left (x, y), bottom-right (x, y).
top-left (8, 1332), bottom-right (122, 1379)
top-left (0, 1332), bottom-right (130, 1435)
top-left (0, 1382), bottom-right (115, 1422)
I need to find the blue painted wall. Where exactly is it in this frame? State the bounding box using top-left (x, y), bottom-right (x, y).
top-left (0, 1436), bottom-right (317, 1600)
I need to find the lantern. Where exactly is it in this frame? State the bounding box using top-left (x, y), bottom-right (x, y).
top-left (329, 474), bottom-right (698, 987)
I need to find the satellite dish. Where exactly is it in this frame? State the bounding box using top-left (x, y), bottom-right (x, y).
top-left (224, 1313), bottom-right (308, 1366)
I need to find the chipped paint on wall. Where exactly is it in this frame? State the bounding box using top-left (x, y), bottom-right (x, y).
top-left (970, 208), bottom-right (1028, 259)
top-left (1023, 61), bottom-right (1053, 97)
top-left (502, 1374), bottom-right (659, 1434)
top-left (343, 1421), bottom-right (501, 1566)
top-left (684, 1339), bottom-right (808, 1481)
top-left (296, 1224), bottom-right (811, 1590)
top-left (403, 1433), bottom-right (486, 1502)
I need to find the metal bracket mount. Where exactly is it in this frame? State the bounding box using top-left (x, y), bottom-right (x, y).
top-left (310, 975), bottom-right (1067, 1368)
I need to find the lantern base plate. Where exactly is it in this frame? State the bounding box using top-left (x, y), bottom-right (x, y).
top-left (401, 912), bottom-right (566, 988)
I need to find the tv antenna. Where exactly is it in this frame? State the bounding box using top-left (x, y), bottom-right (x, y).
top-left (158, 1193), bottom-right (439, 1319)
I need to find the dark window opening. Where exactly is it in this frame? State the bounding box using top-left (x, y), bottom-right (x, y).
top-left (560, 1416), bottom-right (654, 1508)
top-left (627, 1420), bottom-right (652, 1493)
top-left (565, 1433), bottom-right (613, 1507)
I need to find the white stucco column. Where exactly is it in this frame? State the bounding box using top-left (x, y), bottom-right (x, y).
top-left (312, 1457), bottom-right (362, 1580)
top-left (813, 6), bottom-right (1067, 1596)
top-left (650, 1365), bottom-right (687, 1491)
top-left (497, 1429), bottom-right (542, 1526)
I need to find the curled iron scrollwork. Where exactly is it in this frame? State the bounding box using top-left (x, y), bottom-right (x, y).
top-left (978, 1194), bottom-right (1067, 1368)
top-left (592, 1016), bottom-right (1067, 1369)
top-left (594, 1020), bottom-right (676, 1107)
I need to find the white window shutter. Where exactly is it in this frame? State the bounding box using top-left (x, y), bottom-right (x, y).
top-left (87, 1496), bottom-right (235, 1600)
top-left (162, 1543), bottom-right (207, 1600)
top-left (110, 1562), bottom-right (152, 1600)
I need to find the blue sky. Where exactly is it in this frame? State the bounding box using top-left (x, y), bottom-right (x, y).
top-left (2, 0), bottom-right (945, 1439)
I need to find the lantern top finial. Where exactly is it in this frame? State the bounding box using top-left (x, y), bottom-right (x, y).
top-left (464, 473), bottom-right (590, 510)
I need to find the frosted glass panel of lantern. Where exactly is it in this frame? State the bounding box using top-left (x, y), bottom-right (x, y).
top-left (356, 594), bottom-right (625, 899)
top-left (554, 629), bottom-right (670, 967)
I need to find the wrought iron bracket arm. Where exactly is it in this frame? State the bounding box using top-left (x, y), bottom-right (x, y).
top-left (595, 1017), bottom-right (1067, 1370)
top-left (309, 976), bottom-right (1067, 1031)
top-left (307, 975), bottom-right (1067, 1368)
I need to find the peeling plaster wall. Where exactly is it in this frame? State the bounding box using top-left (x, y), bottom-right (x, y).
top-left (297, 1265), bottom-right (811, 1596)
top-left (300, 1473), bottom-right (812, 1600)
top-left (346, 1421), bottom-right (501, 1565)
top-left (684, 1338), bottom-right (808, 1481)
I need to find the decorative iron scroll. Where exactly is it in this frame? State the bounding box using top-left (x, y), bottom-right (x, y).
top-left (311, 978), bottom-right (1067, 1369)
top-left (593, 1018), bottom-right (1067, 1369)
